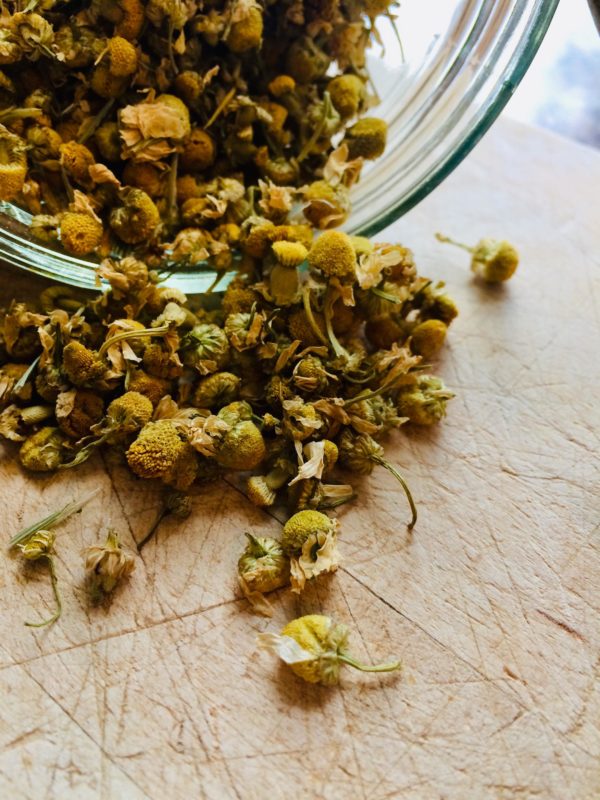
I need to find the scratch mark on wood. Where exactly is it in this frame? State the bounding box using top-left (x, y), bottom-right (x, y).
top-left (536, 609), bottom-right (587, 642)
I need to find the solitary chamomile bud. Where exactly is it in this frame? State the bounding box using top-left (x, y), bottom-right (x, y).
top-left (436, 233), bottom-right (519, 282)
top-left (257, 614), bottom-right (401, 686)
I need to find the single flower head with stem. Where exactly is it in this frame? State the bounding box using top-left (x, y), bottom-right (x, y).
top-left (257, 614), bottom-right (401, 686)
top-left (18, 529), bottom-right (62, 628)
top-left (436, 233), bottom-right (519, 283)
top-left (338, 429), bottom-right (417, 529)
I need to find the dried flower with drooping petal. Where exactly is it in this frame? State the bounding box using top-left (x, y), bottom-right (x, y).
top-left (84, 530), bottom-right (135, 597)
top-left (258, 614), bottom-right (401, 685)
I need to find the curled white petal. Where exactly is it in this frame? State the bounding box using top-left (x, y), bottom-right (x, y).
top-left (256, 633), bottom-right (314, 664)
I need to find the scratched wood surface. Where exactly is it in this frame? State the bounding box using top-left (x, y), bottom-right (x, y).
top-left (0, 117), bottom-right (599, 800)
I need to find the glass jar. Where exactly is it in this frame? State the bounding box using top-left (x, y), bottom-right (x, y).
top-left (0, 0), bottom-right (558, 293)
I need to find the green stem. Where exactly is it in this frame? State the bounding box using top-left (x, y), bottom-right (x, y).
top-left (338, 653), bottom-right (401, 673)
top-left (371, 455), bottom-right (417, 530)
top-left (10, 488), bottom-right (100, 548)
top-left (297, 92), bottom-right (333, 162)
top-left (97, 325), bottom-right (169, 359)
top-left (324, 287), bottom-right (350, 360)
top-left (343, 383), bottom-right (389, 408)
top-left (137, 508), bottom-right (168, 552)
top-left (370, 286), bottom-right (402, 304)
top-left (59, 432), bottom-right (109, 470)
top-left (204, 86), bottom-right (236, 129)
top-left (78, 98), bottom-right (115, 144)
top-left (11, 354), bottom-right (40, 398)
top-left (435, 233), bottom-right (474, 254)
top-left (302, 288), bottom-right (329, 347)
top-left (167, 20), bottom-right (178, 75)
top-left (24, 556), bottom-right (62, 628)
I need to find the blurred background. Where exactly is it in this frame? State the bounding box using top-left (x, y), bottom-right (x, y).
top-left (506, 0), bottom-right (600, 148)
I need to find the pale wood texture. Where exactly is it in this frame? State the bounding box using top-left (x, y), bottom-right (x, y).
top-left (1, 118), bottom-right (599, 800)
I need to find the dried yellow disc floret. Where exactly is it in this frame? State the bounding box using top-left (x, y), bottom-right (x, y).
top-left (60, 212), bottom-right (103, 255)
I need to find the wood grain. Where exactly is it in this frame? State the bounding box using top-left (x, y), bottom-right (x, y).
top-left (1, 118), bottom-right (599, 799)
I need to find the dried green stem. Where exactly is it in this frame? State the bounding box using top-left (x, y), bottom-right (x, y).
top-left (338, 652), bottom-right (401, 673)
top-left (78, 98), bottom-right (115, 144)
top-left (11, 354), bottom-right (40, 398)
top-left (324, 287), bottom-right (350, 360)
top-left (298, 92), bottom-right (333, 163)
top-left (204, 86), bottom-right (236, 129)
top-left (435, 232), bottom-right (473, 254)
top-left (24, 556), bottom-right (62, 628)
top-left (97, 324), bottom-right (169, 359)
top-left (371, 454), bottom-right (417, 529)
top-left (10, 488), bottom-right (100, 548)
top-left (137, 507), bottom-right (168, 552)
top-left (302, 287), bottom-right (329, 347)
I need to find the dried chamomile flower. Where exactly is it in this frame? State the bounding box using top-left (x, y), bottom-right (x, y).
top-left (327, 74), bottom-right (366, 118)
top-left (104, 36), bottom-right (138, 77)
top-left (19, 426), bottom-right (66, 472)
top-left (0, 403), bottom-right (52, 441)
top-left (55, 389), bottom-right (104, 439)
top-left (397, 376), bottom-right (454, 426)
top-left (225, 0), bottom-right (263, 53)
top-left (180, 323), bottom-right (230, 374)
top-left (281, 397), bottom-right (323, 441)
top-left (18, 530), bottom-right (62, 628)
top-left (258, 615), bottom-right (401, 686)
top-left (216, 419), bottom-right (266, 471)
top-left (109, 188), bottom-right (160, 245)
top-left (61, 340), bottom-right (106, 386)
top-left (0, 125), bottom-right (28, 201)
top-left (344, 117), bottom-right (388, 160)
top-left (293, 356), bottom-right (330, 394)
top-left (246, 461), bottom-right (292, 507)
top-left (238, 533), bottom-right (290, 617)
top-left (281, 510), bottom-right (340, 593)
top-left (127, 419), bottom-right (197, 487)
top-left (338, 429), bottom-right (417, 529)
top-left (303, 180), bottom-right (350, 229)
top-left (84, 530), bottom-right (135, 598)
top-left (192, 372), bottom-right (240, 408)
top-left (59, 212), bottom-right (103, 256)
top-left (272, 241), bottom-right (308, 268)
top-left (436, 233), bottom-right (519, 282)
top-left (308, 230), bottom-right (356, 281)
top-left (410, 319), bottom-right (448, 361)
top-left (186, 413), bottom-right (230, 457)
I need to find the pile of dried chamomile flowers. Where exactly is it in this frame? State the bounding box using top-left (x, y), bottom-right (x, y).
top-left (0, 0), bottom-right (394, 269)
top-left (1, 0), bottom-right (480, 686)
top-left (3, 227), bottom-right (456, 682)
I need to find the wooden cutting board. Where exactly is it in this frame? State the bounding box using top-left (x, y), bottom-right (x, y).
top-left (1, 117), bottom-right (598, 800)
